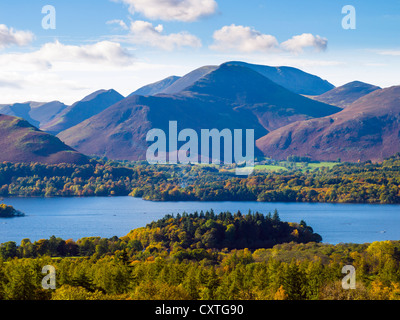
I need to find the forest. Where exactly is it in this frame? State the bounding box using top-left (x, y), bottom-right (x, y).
top-left (0, 211), bottom-right (400, 300)
top-left (0, 153), bottom-right (400, 204)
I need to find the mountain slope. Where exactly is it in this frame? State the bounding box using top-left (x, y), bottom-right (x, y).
top-left (0, 101), bottom-right (68, 129)
top-left (58, 64), bottom-right (340, 161)
top-left (57, 93), bottom-right (268, 161)
top-left (225, 61), bottom-right (335, 95)
top-left (41, 89), bottom-right (124, 134)
top-left (0, 103), bottom-right (41, 128)
top-left (30, 101), bottom-right (68, 127)
top-left (0, 114), bottom-right (89, 164)
top-left (311, 81), bottom-right (381, 108)
top-left (160, 65), bottom-right (218, 94)
top-left (181, 64), bottom-right (341, 132)
top-left (130, 76), bottom-right (180, 96)
top-left (257, 86), bottom-right (400, 162)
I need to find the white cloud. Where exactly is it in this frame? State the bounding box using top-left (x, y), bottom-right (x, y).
top-left (107, 19), bottom-right (129, 30)
top-left (0, 24), bottom-right (34, 49)
top-left (37, 40), bottom-right (134, 66)
top-left (0, 58), bottom-right (191, 105)
top-left (117, 0), bottom-right (218, 22)
top-left (0, 40), bottom-right (134, 71)
top-left (210, 26), bottom-right (328, 55)
top-left (377, 50), bottom-right (400, 56)
top-left (210, 24), bottom-right (279, 53)
top-left (126, 20), bottom-right (202, 51)
top-left (0, 40), bottom-right (136, 103)
top-left (0, 38), bottom-right (194, 104)
top-left (281, 33), bottom-right (328, 54)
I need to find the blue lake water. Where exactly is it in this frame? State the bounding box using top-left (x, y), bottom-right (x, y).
top-left (1, 197), bottom-right (400, 245)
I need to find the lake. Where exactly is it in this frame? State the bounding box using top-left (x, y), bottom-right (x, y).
top-left (1, 197), bottom-right (400, 245)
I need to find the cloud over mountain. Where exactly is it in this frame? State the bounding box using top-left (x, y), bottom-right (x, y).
top-left (127, 21), bottom-right (202, 50)
top-left (210, 24), bottom-right (279, 53)
top-left (0, 40), bottom-right (135, 104)
top-left (281, 33), bottom-right (328, 54)
top-left (36, 40), bottom-right (134, 67)
top-left (210, 25), bottom-right (327, 54)
top-left (0, 40), bottom-right (134, 71)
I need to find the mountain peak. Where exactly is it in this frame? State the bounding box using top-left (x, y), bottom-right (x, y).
top-left (181, 63), bottom-right (341, 120)
top-left (41, 89), bottom-right (124, 134)
top-left (312, 81), bottom-right (381, 108)
top-left (222, 61), bottom-right (335, 95)
top-left (160, 65), bottom-right (218, 95)
top-left (80, 89), bottom-right (122, 102)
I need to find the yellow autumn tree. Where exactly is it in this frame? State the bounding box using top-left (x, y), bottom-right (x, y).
top-left (274, 286), bottom-right (287, 300)
top-left (52, 285), bottom-right (107, 300)
top-left (369, 280), bottom-right (391, 300)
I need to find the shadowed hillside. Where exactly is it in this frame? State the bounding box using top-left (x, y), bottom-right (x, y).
top-left (257, 85), bottom-right (400, 162)
top-left (0, 114), bottom-right (89, 165)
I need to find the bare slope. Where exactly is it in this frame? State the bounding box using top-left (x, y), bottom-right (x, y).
top-left (0, 114), bottom-right (89, 164)
top-left (257, 86), bottom-right (400, 162)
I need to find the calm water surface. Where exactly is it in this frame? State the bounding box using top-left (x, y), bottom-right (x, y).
top-left (1, 197), bottom-right (400, 245)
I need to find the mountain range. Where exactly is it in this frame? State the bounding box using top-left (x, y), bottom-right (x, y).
top-left (57, 63), bottom-right (339, 161)
top-left (41, 89), bottom-right (124, 135)
top-left (129, 61), bottom-right (335, 97)
top-left (0, 61), bottom-right (399, 164)
top-left (0, 101), bottom-right (67, 129)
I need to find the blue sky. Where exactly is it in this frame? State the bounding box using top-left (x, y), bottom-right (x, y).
top-left (0, 0), bottom-right (400, 104)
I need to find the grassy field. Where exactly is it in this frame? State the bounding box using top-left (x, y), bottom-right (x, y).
top-left (254, 164), bottom-right (288, 172)
top-left (186, 160), bottom-right (339, 174)
top-left (306, 162), bottom-right (338, 169)
top-left (253, 161), bottom-right (339, 173)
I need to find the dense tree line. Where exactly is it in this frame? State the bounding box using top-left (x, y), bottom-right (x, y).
top-left (132, 154), bottom-right (400, 204)
top-left (1, 153), bottom-right (400, 203)
top-left (124, 210), bottom-right (321, 250)
top-left (0, 210), bottom-right (320, 260)
top-left (1, 216), bottom-right (400, 300)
